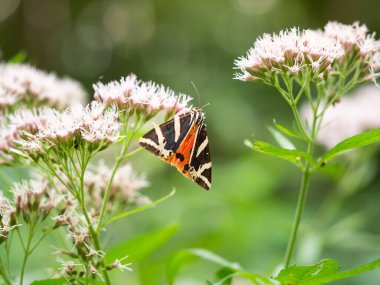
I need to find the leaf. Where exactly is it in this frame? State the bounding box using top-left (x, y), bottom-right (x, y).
top-left (207, 267), bottom-right (235, 285)
top-left (105, 224), bottom-right (179, 265)
top-left (268, 126), bottom-right (296, 150)
top-left (276, 259), bottom-right (339, 285)
top-left (307, 259), bottom-right (380, 285)
top-left (9, 51), bottom-right (27, 63)
top-left (276, 258), bottom-right (380, 285)
top-left (320, 128), bottom-right (380, 165)
top-left (30, 278), bottom-right (67, 285)
top-left (167, 248), bottom-right (242, 285)
top-left (273, 120), bottom-right (305, 141)
top-left (104, 189), bottom-right (175, 226)
top-left (245, 139), bottom-right (314, 166)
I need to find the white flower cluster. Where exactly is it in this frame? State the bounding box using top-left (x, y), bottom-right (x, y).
top-left (37, 102), bottom-right (120, 145)
top-left (6, 102), bottom-right (119, 159)
top-left (234, 21), bottom-right (380, 81)
top-left (93, 74), bottom-right (192, 116)
top-left (0, 109), bottom-right (44, 162)
top-left (12, 179), bottom-right (60, 220)
top-left (0, 63), bottom-right (87, 111)
top-left (0, 192), bottom-right (17, 244)
top-left (85, 160), bottom-right (150, 211)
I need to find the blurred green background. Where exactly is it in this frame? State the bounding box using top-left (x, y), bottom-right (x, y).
top-left (2, 0), bottom-right (380, 284)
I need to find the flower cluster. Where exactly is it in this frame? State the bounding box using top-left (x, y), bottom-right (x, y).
top-left (0, 193), bottom-right (17, 244)
top-left (12, 179), bottom-right (62, 222)
top-left (93, 74), bottom-right (192, 117)
top-left (0, 63), bottom-right (87, 111)
top-left (0, 108), bottom-right (45, 164)
top-left (85, 160), bottom-right (150, 213)
top-left (324, 21), bottom-right (378, 55)
top-left (234, 21), bottom-right (380, 82)
top-left (14, 102), bottom-right (119, 159)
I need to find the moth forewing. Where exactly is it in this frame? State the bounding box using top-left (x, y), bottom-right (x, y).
top-left (139, 109), bottom-right (212, 190)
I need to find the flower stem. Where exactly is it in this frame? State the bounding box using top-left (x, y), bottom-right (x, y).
top-left (283, 161), bottom-right (311, 267)
top-left (0, 260), bottom-right (12, 285)
top-left (19, 223), bottom-right (35, 285)
top-left (283, 96), bottom-right (320, 267)
top-left (96, 114), bottom-right (140, 233)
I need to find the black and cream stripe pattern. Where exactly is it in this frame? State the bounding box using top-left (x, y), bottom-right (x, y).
top-left (139, 109), bottom-right (212, 190)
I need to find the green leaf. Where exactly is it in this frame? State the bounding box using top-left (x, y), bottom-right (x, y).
top-left (167, 249), bottom-right (242, 285)
top-left (307, 259), bottom-right (380, 285)
top-left (30, 278), bottom-right (67, 285)
top-left (105, 224), bottom-right (179, 265)
top-left (276, 258), bottom-right (380, 285)
top-left (207, 267), bottom-right (235, 285)
top-left (268, 126), bottom-right (296, 150)
top-left (320, 128), bottom-right (380, 165)
top-left (277, 259), bottom-right (339, 285)
top-left (245, 139), bottom-right (314, 166)
top-left (9, 51), bottom-right (27, 63)
top-left (273, 120), bottom-right (305, 141)
top-left (104, 189), bottom-right (175, 226)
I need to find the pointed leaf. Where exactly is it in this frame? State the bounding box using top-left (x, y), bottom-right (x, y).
top-left (268, 126), bottom-right (296, 150)
top-left (9, 51), bottom-right (27, 63)
top-left (276, 258), bottom-right (380, 285)
top-left (276, 259), bottom-right (339, 284)
top-left (320, 128), bottom-right (380, 165)
top-left (105, 224), bottom-right (179, 265)
top-left (306, 259), bottom-right (380, 285)
top-left (273, 120), bottom-right (305, 141)
top-left (245, 139), bottom-right (314, 166)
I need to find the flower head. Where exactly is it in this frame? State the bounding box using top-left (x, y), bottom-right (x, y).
top-left (0, 63), bottom-right (87, 111)
top-left (14, 102), bottom-right (120, 159)
top-left (93, 74), bottom-right (192, 117)
top-left (0, 192), bottom-right (17, 243)
top-left (234, 21), bottom-right (380, 83)
top-left (106, 256), bottom-right (132, 272)
top-left (0, 108), bottom-right (46, 164)
top-left (234, 27), bottom-right (344, 80)
top-left (12, 179), bottom-right (60, 221)
top-left (324, 21), bottom-right (370, 53)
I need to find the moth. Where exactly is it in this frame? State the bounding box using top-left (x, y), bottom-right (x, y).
top-left (139, 109), bottom-right (211, 190)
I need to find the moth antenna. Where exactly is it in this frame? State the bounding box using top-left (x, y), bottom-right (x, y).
top-left (201, 102), bottom-right (210, 110)
top-left (190, 81), bottom-right (201, 106)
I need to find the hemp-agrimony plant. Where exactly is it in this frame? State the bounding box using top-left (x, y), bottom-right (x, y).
top-left (0, 63), bottom-right (191, 284)
top-left (233, 21), bottom-right (380, 282)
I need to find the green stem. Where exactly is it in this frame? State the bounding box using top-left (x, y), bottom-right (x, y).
top-left (0, 266), bottom-right (12, 285)
top-left (283, 161), bottom-right (311, 267)
top-left (77, 153), bottom-right (111, 285)
top-left (96, 114), bottom-right (140, 233)
top-left (283, 89), bottom-right (320, 267)
top-left (19, 223), bottom-right (35, 285)
top-left (0, 253), bottom-right (12, 285)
